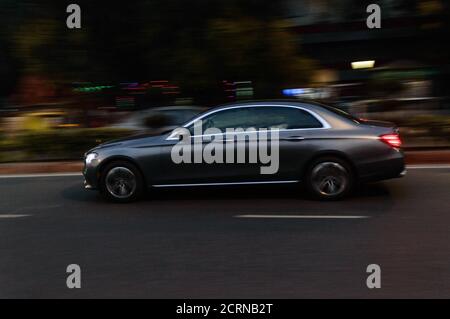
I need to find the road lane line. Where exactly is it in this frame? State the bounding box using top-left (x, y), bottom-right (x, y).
top-left (235, 214), bottom-right (369, 219)
top-left (0, 173), bottom-right (82, 178)
top-left (406, 164), bottom-right (450, 169)
top-left (0, 214), bottom-right (32, 219)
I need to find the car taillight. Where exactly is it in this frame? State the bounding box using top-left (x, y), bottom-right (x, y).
top-left (379, 133), bottom-right (402, 148)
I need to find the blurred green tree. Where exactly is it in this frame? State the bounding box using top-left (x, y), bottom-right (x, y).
top-left (4, 0), bottom-right (316, 104)
top-left (206, 17), bottom-right (316, 98)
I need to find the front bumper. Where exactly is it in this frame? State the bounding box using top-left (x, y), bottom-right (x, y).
top-left (84, 179), bottom-right (95, 189)
top-left (83, 162), bottom-right (99, 190)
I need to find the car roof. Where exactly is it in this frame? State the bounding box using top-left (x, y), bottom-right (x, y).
top-left (197, 99), bottom-right (360, 128)
top-left (148, 105), bottom-right (204, 112)
top-left (211, 99), bottom-right (327, 112)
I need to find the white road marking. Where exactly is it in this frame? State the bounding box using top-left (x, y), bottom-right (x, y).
top-left (235, 214), bottom-right (369, 219)
top-left (406, 164), bottom-right (450, 169)
top-left (0, 214), bottom-right (31, 219)
top-left (0, 173), bottom-right (82, 179)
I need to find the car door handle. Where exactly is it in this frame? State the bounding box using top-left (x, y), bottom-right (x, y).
top-left (282, 136), bottom-right (305, 141)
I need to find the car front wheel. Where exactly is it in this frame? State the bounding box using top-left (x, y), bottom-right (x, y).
top-left (99, 161), bottom-right (144, 203)
top-left (305, 157), bottom-right (354, 200)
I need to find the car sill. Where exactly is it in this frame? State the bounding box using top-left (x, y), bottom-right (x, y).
top-left (152, 180), bottom-right (299, 187)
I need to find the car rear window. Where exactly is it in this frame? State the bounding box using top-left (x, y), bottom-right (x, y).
top-left (315, 103), bottom-right (361, 124)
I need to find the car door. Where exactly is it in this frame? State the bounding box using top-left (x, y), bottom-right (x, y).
top-left (264, 105), bottom-right (328, 181)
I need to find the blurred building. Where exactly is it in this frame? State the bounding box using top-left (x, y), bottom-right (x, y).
top-left (285, 0), bottom-right (450, 100)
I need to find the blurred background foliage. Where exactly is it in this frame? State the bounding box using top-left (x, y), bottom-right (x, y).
top-left (0, 128), bottom-right (134, 162)
top-left (0, 0), bottom-right (314, 101)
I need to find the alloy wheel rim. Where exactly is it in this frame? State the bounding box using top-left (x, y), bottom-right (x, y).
top-left (105, 167), bottom-right (137, 199)
top-left (311, 162), bottom-right (348, 196)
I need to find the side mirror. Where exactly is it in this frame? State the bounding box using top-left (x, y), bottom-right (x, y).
top-left (166, 127), bottom-right (190, 141)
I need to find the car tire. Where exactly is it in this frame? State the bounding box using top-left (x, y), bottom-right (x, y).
top-left (305, 156), bottom-right (354, 201)
top-left (99, 161), bottom-right (145, 203)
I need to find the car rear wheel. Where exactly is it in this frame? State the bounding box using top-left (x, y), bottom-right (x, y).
top-left (100, 161), bottom-right (144, 203)
top-left (305, 156), bottom-right (354, 200)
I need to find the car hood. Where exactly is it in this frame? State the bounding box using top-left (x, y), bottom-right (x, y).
top-left (90, 132), bottom-right (168, 153)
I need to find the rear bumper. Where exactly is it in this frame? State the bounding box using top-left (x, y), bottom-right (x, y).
top-left (357, 151), bottom-right (406, 182)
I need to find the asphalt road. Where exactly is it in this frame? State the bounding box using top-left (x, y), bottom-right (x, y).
top-left (1, 166), bottom-right (450, 298)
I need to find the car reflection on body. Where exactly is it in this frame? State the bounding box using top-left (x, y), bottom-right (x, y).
top-left (83, 100), bottom-right (405, 202)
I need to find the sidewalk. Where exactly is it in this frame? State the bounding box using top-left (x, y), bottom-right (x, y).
top-left (0, 161), bottom-right (83, 175)
top-left (405, 150), bottom-right (450, 164)
top-left (0, 150), bottom-right (450, 175)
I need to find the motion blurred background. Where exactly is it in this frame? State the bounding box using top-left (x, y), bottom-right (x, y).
top-left (0, 0), bottom-right (449, 162)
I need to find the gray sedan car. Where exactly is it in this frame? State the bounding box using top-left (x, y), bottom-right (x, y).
top-left (83, 100), bottom-right (405, 202)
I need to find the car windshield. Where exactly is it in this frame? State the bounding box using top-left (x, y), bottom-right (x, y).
top-left (162, 109), bottom-right (200, 125)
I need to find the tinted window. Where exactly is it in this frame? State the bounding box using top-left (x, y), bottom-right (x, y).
top-left (314, 102), bottom-right (361, 123)
top-left (163, 109), bottom-right (200, 125)
top-left (192, 106), bottom-right (323, 132)
top-left (260, 107), bottom-right (323, 129)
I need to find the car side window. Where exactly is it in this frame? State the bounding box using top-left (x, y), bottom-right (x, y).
top-left (190, 108), bottom-right (257, 133)
top-left (265, 107), bottom-right (323, 129)
top-left (189, 106), bottom-right (323, 134)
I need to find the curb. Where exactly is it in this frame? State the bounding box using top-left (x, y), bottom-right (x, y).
top-left (0, 161), bottom-right (83, 175)
top-left (405, 151), bottom-right (450, 165)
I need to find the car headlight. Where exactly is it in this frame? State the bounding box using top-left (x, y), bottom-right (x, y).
top-left (85, 153), bottom-right (98, 164)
